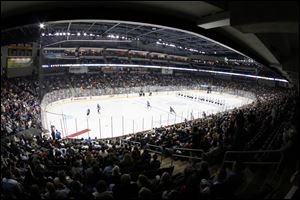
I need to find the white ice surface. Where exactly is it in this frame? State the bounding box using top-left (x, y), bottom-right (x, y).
top-left (44, 91), bottom-right (252, 139)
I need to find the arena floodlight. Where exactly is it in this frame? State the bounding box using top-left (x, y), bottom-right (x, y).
top-left (83, 33), bottom-right (87, 36)
top-left (39, 23), bottom-right (45, 29)
top-left (41, 33), bottom-right (45, 36)
top-left (77, 32), bottom-right (81, 36)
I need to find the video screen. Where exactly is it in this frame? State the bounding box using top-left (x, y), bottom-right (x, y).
top-left (7, 57), bottom-right (33, 68)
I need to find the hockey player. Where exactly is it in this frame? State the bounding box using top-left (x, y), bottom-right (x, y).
top-left (170, 106), bottom-right (176, 114)
top-left (87, 108), bottom-right (90, 116)
top-left (147, 101), bottom-right (151, 109)
top-left (97, 104), bottom-right (101, 114)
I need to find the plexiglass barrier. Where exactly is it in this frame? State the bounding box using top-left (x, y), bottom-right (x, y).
top-left (40, 85), bottom-right (255, 139)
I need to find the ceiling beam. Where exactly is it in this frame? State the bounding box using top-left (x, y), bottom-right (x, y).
top-left (66, 22), bottom-right (72, 40)
top-left (126, 25), bottom-right (143, 34)
top-left (101, 23), bottom-right (120, 35)
top-left (85, 21), bottom-right (97, 32)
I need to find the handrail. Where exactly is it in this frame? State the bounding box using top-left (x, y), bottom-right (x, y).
top-left (120, 139), bottom-right (141, 147)
top-left (130, 141), bottom-right (141, 146)
top-left (169, 147), bottom-right (204, 153)
top-left (225, 150), bottom-right (281, 154)
top-left (147, 144), bottom-right (162, 148)
top-left (170, 154), bottom-right (203, 160)
top-left (147, 149), bottom-right (164, 155)
top-left (223, 161), bottom-right (281, 165)
top-left (144, 143), bottom-right (205, 165)
top-left (222, 149), bottom-right (284, 186)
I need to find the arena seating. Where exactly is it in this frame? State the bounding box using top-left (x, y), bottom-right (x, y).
top-left (1, 72), bottom-right (298, 199)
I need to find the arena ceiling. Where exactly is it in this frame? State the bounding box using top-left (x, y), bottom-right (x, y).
top-left (34, 20), bottom-right (241, 57)
top-left (1, 1), bottom-right (299, 86)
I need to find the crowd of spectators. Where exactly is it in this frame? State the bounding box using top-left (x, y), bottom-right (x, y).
top-left (0, 124), bottom-right (265, 200)
top-left (128, 87), bottom-right (297, 163)
top-left (1, 92), bottom-right (297, 199)
top-left (1, 71), bottom-right (298, 199)
top-left (1, 77), bottom-right (42, 136)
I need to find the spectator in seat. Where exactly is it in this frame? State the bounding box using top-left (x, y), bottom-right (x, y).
top-left (103, 160), bottom-right (114, 177)
top-left (92, 180), bottom-right (113, 200)
top-left (108, 165), bottom-right (121, 186)
top-left (210, 168), bottom-right (229, 199)
top-left (150, 154), bottom-right (161, 170)
top-left (131, 146), bottom-right (141, 161)
top-left (138, 149), bottom-right (151, 170)
top-left (28, 184), bottom-right (42, 200)
top-left (225, 162), bottom-right (245, 198)
top-left (99, 147), bottom-right (108, 158)
top-left (112, 174), bottom-right (138, 200)
top-left (162, 190), bottom-right (181, 200)
top-left (139, 187), bottom-right (154, 200)
top-left (141, 149), bottom-right (151, 163)
top-left (53, 177), bottom-right (70, 199)
top-left (1, 169), bottom-right (23, 199)
top-left (156, 172), bottom-right (173, 193)
top-left (195, 161), bottom-right (211, 180)
top-left (71, 160), bottom-right (83, 177)
top-left (68, 180), bottom-right (84, 199)
top-left (120, 153), bottom-right (134, 173)
top-left (137, 175), bottom-right (154, 191)
top-left (43, 182), bottom-right (56, 199)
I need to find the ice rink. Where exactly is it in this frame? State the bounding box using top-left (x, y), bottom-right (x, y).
top-left (43, 90), bottom-right (253, 139)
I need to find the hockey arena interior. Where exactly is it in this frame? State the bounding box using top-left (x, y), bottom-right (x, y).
top-left (1, 1), bottom-right (299, 200)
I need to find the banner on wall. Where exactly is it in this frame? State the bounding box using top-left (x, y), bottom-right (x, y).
top-left (69, 66), bottom-right (88, 74)
top-left (162, 68), bottom-right (173, 74)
